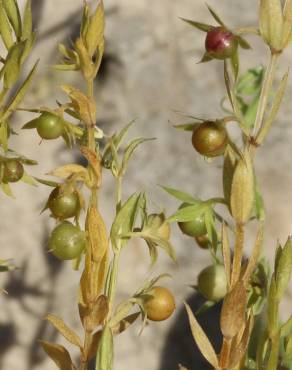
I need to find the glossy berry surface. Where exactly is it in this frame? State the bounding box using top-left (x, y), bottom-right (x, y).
top-left (178, 203), bottom-right (207, 237)
top-left (205, 27), bottom-right (238, 60)
top-left (48, 187), bottom-right (79, 219)
top-left (48, 221), bottom-right (86, 260)
top-left (144, 286), bottom-right (175, 322)
top-left (3, 160), bottom-right (24, 183)
top-left (192, 121), bottom-right (228, 157)
top-left (197, 264), bottom-right (227, 301)
top-left (36, 112), bottom-right (64, 140)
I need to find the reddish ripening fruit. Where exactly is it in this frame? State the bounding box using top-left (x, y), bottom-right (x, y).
top-left (144, 286), bottom-right (175, 321)
top-left (178, 203), bottom-right (207, 238)
top-left (197, 264), bottom-right (227, 301)
top-left (36, 112), bottom-right (64, 140)
top-left (205, 27), bottom-right (238, 60)
top-left (3, 160), bottom-right (24, 183)
top-left (48, 221), bottom-right (86, 260)
top-left (195, 234), bottom-right (210, 249)
top-left (192, 121), bottom-right (228, 157)
top-left (48, 187), bottom-right (79, 220)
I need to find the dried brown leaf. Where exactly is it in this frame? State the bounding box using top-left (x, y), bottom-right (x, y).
top-left (39, 341), bottom-right (74, 370)
top-left (220, 281), bottom-right (247, 339)
top-left (45, 314), bottom-right (82, 349)
top-left (185, 303), bottom-right (219, 368)
top-left (222, 223), bottom-right (231, 289)
top-left (80, 147), bottom-right (102, 187)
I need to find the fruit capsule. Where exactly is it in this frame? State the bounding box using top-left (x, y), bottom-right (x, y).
top-left (144, 286), bottom-right (175, 322)
top-left (48, 221), bottom-right (86, 260)
top-left (48, 187), bottom-right (79, 220)
top-left (178, 203), bottom-right (207, 237)
top-left (192, 121), bottom-right (228, 157)
top-left (3, 160), bottom-right (24, 183)
top-left (36, 112), bottom-right (64, 140)
top-left (195, 234), bottom-right (210, 249)
top-left (197, 264), bottom-right (227, 301)
top-left (205, 27), bottom-right (238, 60)
top-left (148, 213), bottom-right (171, 240)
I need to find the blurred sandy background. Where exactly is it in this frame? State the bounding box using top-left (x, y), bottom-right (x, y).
top-left (0, 0), bottom-right (291, 369)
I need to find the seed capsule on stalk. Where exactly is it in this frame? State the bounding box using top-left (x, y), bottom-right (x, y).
top-left (197, 264), bottom-right (227, 301)
top-left (48, 187), bottom-right (79, 220)
top-left (3, 160), bottom-right (24, 183)
top-left (144, 286), bottom-right (175, 322)
top-left (205, 27), bottom-right (238, 60)
top-left (192, 121), bottom-right (228, 157)
top-left (36, 112), bottom-right (64, 140)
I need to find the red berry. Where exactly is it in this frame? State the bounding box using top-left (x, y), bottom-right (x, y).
top-left (205, 27), bottom-right (238, 60)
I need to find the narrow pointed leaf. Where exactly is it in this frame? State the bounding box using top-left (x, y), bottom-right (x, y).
top-left (180, 17), bottom-right (213, 32)
top-left (96, 326), bottom-right (113, 370)
top-left (185, 303), bottom-right (219, 368)
top-left (0, 2), bottom-right (13, 50)
top-left (45, 314), bottom-right (82, 349)
top-left (259, 0), bottom-right (283, 50)
top-left (167, 202), bottom-right (206, 223)
top-left (3, 60), bottom-right (38, 121)
top-left (39, 341), bottom-right (74, 370)
top-left (206, 4), bottom-right (226, 27)
top-left (3, 0), bottom-right (22, 39)
top-left (222, 223), bottom-right (231, 288)
top-left (243, 224), bottom-right (264, 284)
top-left (22, 0), bottom-right (32, 40)
top-left (161, 186), bottom-right (199, 204)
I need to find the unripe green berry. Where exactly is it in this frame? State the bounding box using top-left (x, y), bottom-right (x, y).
top-left (178, 203), bottom-right (207, 237)
top-left (197, 264), bottom-right (227, 301)
top-left (36, 112), bottom-right (64, 140)
top-left (3, 160), bottom-right (24, 183)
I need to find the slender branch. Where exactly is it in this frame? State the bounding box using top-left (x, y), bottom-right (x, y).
top-left (252, 53), bottom-right (279, 137)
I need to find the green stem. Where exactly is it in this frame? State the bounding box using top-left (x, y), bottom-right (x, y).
top-left (252, 53), bottom-right (279, 138)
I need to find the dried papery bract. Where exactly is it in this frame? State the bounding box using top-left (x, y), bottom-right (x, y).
top-left (170, 2), bottom-right (292, 369)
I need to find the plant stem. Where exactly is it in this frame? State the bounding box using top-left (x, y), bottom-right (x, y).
top-left (252, 53), bottom-right (279, 138)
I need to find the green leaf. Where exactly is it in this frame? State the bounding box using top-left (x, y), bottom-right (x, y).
top-left (274, 237), bottom-right (292, 299)
top-left (3, 60), bottom-right (38, 121)
top-left (230, 51), bottom-right (239, 80)
top-left (110, 193), bottom-right (141, 250)
top-left (84, 0), bottom-right (105, 58)
top-left (20, 172), bottom-right (38, 186)
top-left (161, 186), bottom-right (199, 204)
top-left (236, 36), bottom-right (252, 49)
top-left (1, 182), bottom-right (14, 198)
top-left (1, 41), bottom-right (26, 89)
top-left (140, 231), bottom-right (176, 262)
top-left (281, 315), bottom-right (292, 337)
top-left (22, 0), bottom-right (32, 40)
top-left (22, 118), bottom-right (38, 129)
top-left (179, 17), bottom-right (213, 32)
top-left (236, 67), bottom-right (264, 95)
top-left (0, 2), bottom-right (13, 50)
top-left (0, 121), bottom-right (9, 152)
top-left (206, 4), bottom-right (226, 27)
top-left (204, 208), bottom-right (217, 252)
top-left (167, 202), bottom-right (207, 223)
top-left (96, 326), bottom-right (113, 370)
top-left (198, 52), bottom-right (213, 63)
top-left (254, 177), bottom-right (266, 221)
top-left (121, 137), bottom-right (155, 175)
top-left (3, 0), bottom-right (22, 39)
top-left (173, 123), bottom-right (199, 131)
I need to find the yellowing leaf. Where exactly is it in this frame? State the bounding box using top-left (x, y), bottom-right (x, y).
top-left (45, 314), bottom-right (82, 349)
top-left (39, 341), bottom-right (74, 370)
top-left (0, 1), bottom-right (13, 50)
top-left (86, 205), bottom-right (108, 263)
top-left (243, 224), bottom-right (264, 284)
top-left (61, 85), bottom-right (96, 126)
top-left (84, 295), bottom-right (109, 332)
top-left (220, 282), bottom-right (247, 339)
top-left (185, 303), bottom-right (219, 369)
top-left (222, 223), bottom-right (231, 289)
top-left (80, 147), bottom-right (102, 187)
top-left (84, 0), bottom-right (105, 58)
top-left (230, 149), bottom-right (254, 224)
top-left (259, 0), bottom-right (283, 50)
top-left (3, 0), bottom-right (22, 39)
top-left (47, 164), bottom-right (88, 180)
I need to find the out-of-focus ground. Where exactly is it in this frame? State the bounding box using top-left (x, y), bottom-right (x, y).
top-left (0, 1), bottom-right (291, 369)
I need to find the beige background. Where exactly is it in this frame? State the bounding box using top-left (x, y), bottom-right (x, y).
top-left (0, 0), bottom-right (291, 369)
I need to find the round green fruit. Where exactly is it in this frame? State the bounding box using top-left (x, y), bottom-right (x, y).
top-left (48, 187), bottom-right (79, 219)
top-left (178, 203), bottom-right (207, 237)
top-left (197, 264), bottom-right (227, 301)
top-left (3, 160), bottom-right (24, 183)
top-left (144, 286), bottom-right (175, 322)
top-left (192, 121), bottom-right (228, 157)
top-left (48, 221), bottom-right (86, 260)
top-left (36, 112), bottom-right (64, 140)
